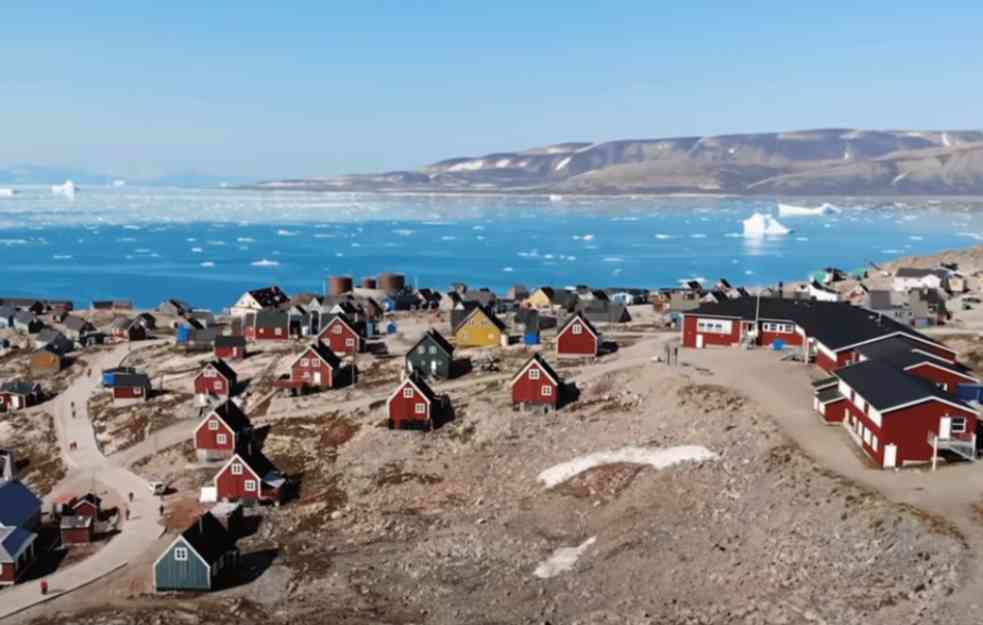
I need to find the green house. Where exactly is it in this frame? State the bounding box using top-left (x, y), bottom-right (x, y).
top-left (154, 512), bottom-right (238, 592)
top-left (406, 329), bottom-right (456, 380)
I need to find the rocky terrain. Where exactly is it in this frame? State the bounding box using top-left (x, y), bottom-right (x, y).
top-left (254, 128), bottom-right (983, 196)
top-left (24, 335), bottom-right (968, 625)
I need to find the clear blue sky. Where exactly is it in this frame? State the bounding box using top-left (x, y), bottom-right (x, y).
top-left (2, 1), bottom-right (982, 180)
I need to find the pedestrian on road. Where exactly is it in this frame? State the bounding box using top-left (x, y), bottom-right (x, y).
top-left (159, 504), bottom-right (164, 517)
top-left (125, 507), bottom-right (130, 521)
top-left (673, 346), bottom-right (679, 365)
top-left (128, 491), bottom-right (134, 503)
top-left (40, 580), bottom-right (48, 595)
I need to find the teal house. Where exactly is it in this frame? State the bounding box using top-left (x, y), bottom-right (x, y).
top-left (153, 512), bottom-right (238, 592)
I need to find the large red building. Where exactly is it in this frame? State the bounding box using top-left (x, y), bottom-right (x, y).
top-left (194, 400), bottom-right (253, 462)
top-left (827, 359), bottom-right (978, 468)
top-left (511, 353), bottom-right (563, 411)
top-left (213, 450), bottom-right (284, 503)
top-left (556, 312), bottom-right (600, 357)
top-left (681, 297), bottom-right (955, 372)
top-left (318, 315), bottom-right (363, 356)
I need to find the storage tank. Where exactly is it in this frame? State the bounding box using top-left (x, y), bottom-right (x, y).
top-left (328, 275), bottom-right (354, 296)
top-left (361, 277), bottom-right (377, 289)
top-left (378, 272), bottom-right (406, 293)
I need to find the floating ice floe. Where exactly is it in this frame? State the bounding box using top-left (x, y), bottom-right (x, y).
top-left (52, 254), bottom-right (72, 260)
top-left (503, 267), bottom-right (514, 272)
top-left (654, 234), bottom-right (673, 240)
top-left (690, 233), bottom-right (707, 239)
top-left (777, 202), bottom-right (841, 217)
top-left (237, 237), bottom-right (255, 243)
top-left (200, 261), bottom-right (215, 267)
top-left (251, 259), bottom-right (280, 267)
top-left (533, 537), bottom-right (596, 579)
top-left (537, 445), bottom-right (718, 489)
top-left (393, 229), bottom-right (415, 236)
top-left (742, 213), bottom-right (791, 237)
top-left (191, 247), bottom-right (203, 253)
top-left (276, 229), bottom-right (297, 236)
top-left (441, 235), bottom-right (457, 241)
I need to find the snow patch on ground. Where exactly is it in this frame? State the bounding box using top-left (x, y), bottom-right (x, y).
top-left (537, 445), bottom-right (718, 489)
top-left (533, 537), bottom-right (597, 579)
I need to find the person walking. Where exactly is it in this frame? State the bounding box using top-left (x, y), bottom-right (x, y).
top-left (128, 491), bottom-right (134, 503)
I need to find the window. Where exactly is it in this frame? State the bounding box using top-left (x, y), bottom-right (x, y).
top-left (244, 479), bottom-right (257, 492)
top-left (204, 369), bottom-right (215, 378)
top-left (572, 324), bottom-right (583, 335)
top-left (134, 387), bottom-right (143, 395)
top-left (863, 428), bottom-right (871, 446)
top-left (174, 547), bottom-right (188, 562)
top-left (529, 368), bottom-right (540, 380)
top-left (951, 417), bottom-right (967, 434)
top-left (937, 382), bottom-right (949, 392)
top-left (871, 435), bottom-right (878, 452)
top-left (345, 338), bottom-right (355, 347)
top-left (302, 370), bottom-right (311, 379)
top-left (542, 384), bottom-right (553, 396)
top-left (332, 324), bottom-right (342, 335)
top-left (215, 381), bottom-right (223, 390)
top-left (231, 463), bottom-right (243, 475)
top-left (274, 327), bottom-right (282, 336)
top-left (300, 358), bottom-right (309, 367)
top-left (216, 433), bottom-right (227, 445)
top-left (696, 319), bottom-right (733, 334)
top-left (208, 420), bottom-right (219, 431)
top-left (417, 345), bottom-right (425, 354)
top-left (429, 346), bottom-right (437, 354)
top-left (415, 402), bottom-right (426, 414)
top-left (403, 388), bottom-right (414, 398)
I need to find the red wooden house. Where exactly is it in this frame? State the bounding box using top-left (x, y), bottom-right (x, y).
top-left (72, 493), bottom-right (101, 518)
top-left (214, 335), bottom-right (247, 360)
top-left (0, 381), bottom-right (42, 412)
top-left (60, 515), bottom-right (94, 545)
top-left (244, 310), bottom-right (290, 342)
top-left (213, 450), bottom-right (285, 503)
top-left (511, 353), bottom-right (564, 411)
top-left (0, 527), bottom-right (36, 585)
top-left (556, 312), bottom-right (600, 357)
top-left (282, 342), bottom-right (344, 392)
top-left (194, 400), bottom-right (252, 462)
top-left (318, 315), bottom-right (363, 356)
top-left (820, 359), bottom-right (979, 468)
top-left (111, 373), bottom-right (151, 402)
top-left (387, 373), bottom-right (450, 430)
top-left (193, 360), bottom-right (238, 407)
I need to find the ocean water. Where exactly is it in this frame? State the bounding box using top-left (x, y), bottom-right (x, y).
top-left (1, 186), bottom-right (982, 311)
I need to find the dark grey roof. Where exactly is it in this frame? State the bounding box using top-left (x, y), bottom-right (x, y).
top-left (816, 387), bottom-right (845, 403)
top-left (63, 315), bottom-right (92, 332)
top-left (559, 311), bottom-right (599, 337)
top-left (14, 311), bottom-right (37, 324)
top-left (516, 353), bottom-right (563, 385)
top-left (835, 360), bottom-right (973, 412)
top-left (110, 316), bottom-right (135, 330)
top-left (0, 527), bottom-right (36, 562)
top-left (0, 305), bottom-right (15, 318)
top-left (215, 335), bottom-right (246, 348)
top-left (306, 342), bottom-right (342, 368)
top-left (896, 267), bottom-right (946, 279)
top-left (405, 372), bottom-right (438, 403)
top-left (866, 290), bottom-right (898, 311)
top-left (113, 372), bottom-right (151, 388)
top-left (0, 380), bottom-right (40, 396)
top-left (687, 297), bottom-right (944, 352)
top-left (856, 338), bottom-right (972, 375)
top-left (0, 480), bottom-right (41, 527)
top-left (411, 329), bottom-right (455, 358)
top-left (811, 376), bottom-right (839, 390)
top-left (247, 286), bottom-right (290, 308)
top-left (60, 515), bottom-right (93, 530)
top-left (203, 360), bottom-right (237, 382)
top-left (238, 449), bottom-right (280, 482)
top-left (210, 400), bottom-right (252, 433)
top-left (180, 512), bottom-right (236, 565)
top-left (253, 309), bottom-right (288, 328)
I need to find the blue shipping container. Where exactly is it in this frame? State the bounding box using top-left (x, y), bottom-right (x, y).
top-left (524, 332), bottom-right (541, 346)
top-left (176, 325), bottom-right (191, 344)
top-left (102, 372), bottom-right (116, 387)
top-left (957, 384), bottom-right (983, 403)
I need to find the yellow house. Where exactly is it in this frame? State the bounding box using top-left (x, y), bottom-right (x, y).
top-left (524, 287), bottom-right (555, 309)
top-left (454, 307), bottom-right (505, 348)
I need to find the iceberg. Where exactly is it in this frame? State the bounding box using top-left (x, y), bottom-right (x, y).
top-left (0, 188), bottom-right (16, 197)
top-left (777, 202), bottom-right (841, 217)
top-left (51, 180), bottom-right (78, 198)
top-left (742, 212), bottom-right (791, 237)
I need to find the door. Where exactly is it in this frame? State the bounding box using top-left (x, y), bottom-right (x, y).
top-left (696, 334), bottom-right (704, 349)
top-left (430, 360), bottom-right (438, 376)
top-left (883, 444), bottom-right (897, 468)
top-left (939, 417), bottom-right (951, 439)
top-left (313, 371), bottom-right (322, 386)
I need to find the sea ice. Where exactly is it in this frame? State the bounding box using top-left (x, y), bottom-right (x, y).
top-left (251, 259), bottom-right (280, 267)
top-left (742, 213), bottom-right (791, 237)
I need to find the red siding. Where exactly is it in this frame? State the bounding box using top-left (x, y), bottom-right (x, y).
top-left (557, 322), bottom-right (598, 356)
top-left (62, 526), bottom-right (93, 545)
top-left (388, 381), bottom-right (431, 428)
top-left (846, 399), bottom-right (977, 466)
top-left (681, 315), bottom-right (741, 348)
top-left (818, 398), bottom-right (848, 423)
top-left (0, 562), bottom-right (14, 584)
top-left (912, 342), bottom-right (957, 361)
top-left (511, 363), bottom-right (559, 407)
top-left (251, 325), bottom-right (288, 342)
top-left (194, 371), bottom-right (231, 398)
top-left (215, 346), bottom-right (244, 360)
top-left (195, 417), bottom-right (236, 455)
top-left (815, 348), bottom-right (856, 372)
top-left (74, 501), bottom-right (99, 518)
top-left (215, 459), bottom-right (262, 501)
top-left (758, 329), bottom-right (802, 347)
top-left (319, 321), bottom-right (361, 355)
top-left (291, 349), bottom-right (335, 388)
top-left (904, 363), bottom-right (975, 393)
top-left (113, 386), bottom-right (146, 400)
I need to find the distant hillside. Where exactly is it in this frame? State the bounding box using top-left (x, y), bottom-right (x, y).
top-left (254, 129), bottom-right (983, 195)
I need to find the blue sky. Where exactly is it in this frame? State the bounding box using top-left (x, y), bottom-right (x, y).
top-left (2, 2), bottom-right (982, 180)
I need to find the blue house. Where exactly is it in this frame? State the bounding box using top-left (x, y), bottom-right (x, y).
top-left (153, 512), bottom-right (238, 592)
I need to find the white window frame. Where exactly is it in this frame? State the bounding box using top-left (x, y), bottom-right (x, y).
top-left (216, 433), bottom-right (227, 445)
top-left (244, 479), bottom-right (257, 492)
top-left (215, 381), bottom-right (224, 390)
top-left (274, 327), bottom-right (282, 336)
top-left (345, 338), bottom-right (355, 347)
top-left (572, 324), bottom-right (583, 335)
top-left (542, 384), bottom-right (553, 396)
top-left (231, 463), bottom-right (243, 475)
top-left (415, 402), bottom-right (426, 415)
top-left (208, 419), bottom-right (219, 431)
top-left (403, 387), bottom-right (414, 399)
top-left (528, 368), bottom-right (540, 380)
top-left (300, 358), bottom-right (309, 367)
top-left (331, 324), bottom-right (342, 335)
top-left (174, 547), bottom-right (188, 562)
top-left (951, 417), bottom-right (967, 434)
